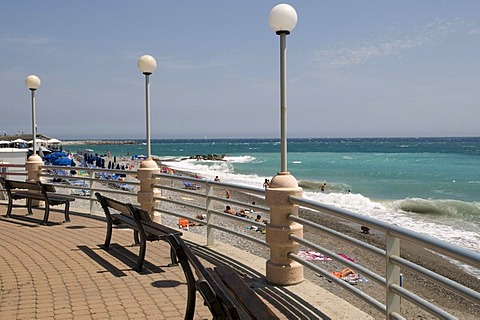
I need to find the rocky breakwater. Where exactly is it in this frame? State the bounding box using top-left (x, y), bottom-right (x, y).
top-left (62, 140), bottom-right (140, 146)
top-left (189, 154), bottom-right (225, 161)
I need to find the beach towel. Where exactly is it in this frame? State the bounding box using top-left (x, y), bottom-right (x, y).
top-left (178, 218), bottom-right (190, 230)
top-left (298, 250), bottom-right (333, 261)
top-left (338, 253), bottom-right (355, 262)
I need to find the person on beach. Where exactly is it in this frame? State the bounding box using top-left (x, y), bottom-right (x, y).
top-left (195, 214), bottom-right (206, 220)
top-left (361, 225), bottom-right (371, 234)
top-left (214, 176), bottom-right (220, 182)
top-left (254, 214), bottom-right (269, 224)
top-left (263, 179), bottom-right (270, 188)
top-left (224, 206), bottom-right (236, 215)
top-left (319, 183), bottom-right (327, 192)
top-left (225, 189), bottom-right (230, 199)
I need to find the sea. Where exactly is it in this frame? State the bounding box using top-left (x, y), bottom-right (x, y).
top-left (67, 137), bottom-right (480, 264)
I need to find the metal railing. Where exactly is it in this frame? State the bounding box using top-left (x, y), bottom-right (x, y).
top-left (287, 196), bottom-right (480, 319)
top-left (152, 173), bottom-right (269, 248)
top-left (1, 162), bottom-right (479, 319)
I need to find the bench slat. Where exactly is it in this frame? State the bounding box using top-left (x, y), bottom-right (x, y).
top-left (207, 267), bottom-right (248, 319)
top-left (215, 265), bottom-right (279, 319)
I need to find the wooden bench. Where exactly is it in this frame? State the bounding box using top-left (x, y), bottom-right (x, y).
top-left (2, 178), bottom-right (75, 225)
top-left (95, 192), bottom-right (182, 272)
top-left (165, 233), bottom-right (279, 320)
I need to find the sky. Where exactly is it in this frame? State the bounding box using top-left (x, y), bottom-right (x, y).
top-left (1, 0), bottom-right (480, 140)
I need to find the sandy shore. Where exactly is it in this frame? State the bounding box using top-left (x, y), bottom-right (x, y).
top-left (64, 158), bottom-right (480, 319)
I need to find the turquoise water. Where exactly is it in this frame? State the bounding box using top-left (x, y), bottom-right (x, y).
top-left (67, 137), bottom-right (480, 254)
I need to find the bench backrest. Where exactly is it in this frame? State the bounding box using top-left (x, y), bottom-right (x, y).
top-left (167, 234), bottom-right (239, 319)
top-left (95, 192), bottom-right (134, 218)
top-left (4, 179), bottom-right (42, 192)
top-left (95, 192), bottom-right (155, 242)
top-left (42, 184), bottom-right (56, 192)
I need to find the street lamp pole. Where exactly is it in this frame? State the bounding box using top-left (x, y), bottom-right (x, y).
top-left (269, 3), bottom-right (297, 174)
top-left (25, 75), bottom-right (41, 156)
top-left (265, 4), bottom-right (304, 286)
top-left (138, 55), bottom-right (157, 160)
top-left (279, 32), bottom-right (287, 172)
top-left (137, 55), bottom-right (161, 223)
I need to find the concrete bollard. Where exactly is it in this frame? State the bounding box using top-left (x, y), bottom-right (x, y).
top-left (25, 154), bottom-right (43, 182)
top-left (137, 159), bottom-right (161, 223)
top-left (265, 172), bottom-right (304, 285)
top-left (25, 154), bottom-right (44, 207)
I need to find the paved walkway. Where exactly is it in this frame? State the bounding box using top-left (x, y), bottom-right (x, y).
top-left (0, 203), bottom-right (372, 319)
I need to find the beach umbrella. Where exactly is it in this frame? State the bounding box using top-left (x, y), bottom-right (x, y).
top-left (47, 138), bottom-right (61, 144)
top-left (28, 146), bottom-right (52, 153)
top-left (12, 138), bottom-right (27, 143)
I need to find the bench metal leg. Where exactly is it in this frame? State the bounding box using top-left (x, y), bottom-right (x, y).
top-left (5, 197), bottom-right (13, 217)
top-left (166, 235), bottom-right (196, 320)
top-left (104, 220), bottom-right (113, 250)
top-left (133, 231), bottom-right (140, 245)
top-left (64, 202), bottom-right (71, 222)
top-left (168, 246), bottom-right (179, 267)
top-left (43, 203), bottom-right (50, 225)
top-left (135, 238), bottom-right (147, 272)
top-left (27, 199), bottom-right (34, 215)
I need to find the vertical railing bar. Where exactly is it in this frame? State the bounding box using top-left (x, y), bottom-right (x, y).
top-left (206, 181), bottom-right (214, 246)
top-left (386, 229), bottom-right (401, 318)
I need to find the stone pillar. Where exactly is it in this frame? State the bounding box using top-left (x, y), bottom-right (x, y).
top-left (25, 154), bottom-right (43, 207)
top-left (137, 159), bottom-right (161, 223)
top-left (25, 154), bottom-right (43, 182)
top-left (265, 171), bottom-right (304, 285)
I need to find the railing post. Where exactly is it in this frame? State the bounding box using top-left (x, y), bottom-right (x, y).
top-left (386, 231), bottom-right (401, 317)
top-left (89, 169), bottom-right (95, 214)
top-left (206, 182), bottom-right (214, 246)
top-left (137, 159), bottom-right (160, 223)
top-left (25, 154), bottom-right (43, 207)
top-left (265, 172), bottom-right (304, 285)
top-left (25, 154), bottom-right (43, 182)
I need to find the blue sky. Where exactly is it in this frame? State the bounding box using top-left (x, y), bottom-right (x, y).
top-left (1, 1), bottom-right (480, 139)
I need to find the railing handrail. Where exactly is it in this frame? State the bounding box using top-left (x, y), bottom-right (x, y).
top-left (289, 195), bottom-right (480, 269)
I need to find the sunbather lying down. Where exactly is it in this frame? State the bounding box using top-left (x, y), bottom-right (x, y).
top-left (331, 268), bottom-right (367, 285)
top-left (334, 268), bottom-right (355, 278)
top-left (178, 215), bottom-right (206, 229)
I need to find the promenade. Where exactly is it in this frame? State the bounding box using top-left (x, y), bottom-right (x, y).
top-left (0, 203), bottom-right (371, 319)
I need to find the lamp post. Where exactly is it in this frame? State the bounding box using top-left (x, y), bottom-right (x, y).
top-left (269, 3), bottom-right (297, 174)
top-left (138, 54), bottom-right (157, 160)
top-left (24, 74), bottom-right (43, 184)
top-left (25, 75), bottom-right (41, 157)
top-left (265, 4), bottom-right (303, 286)
top-left (137, 55), bottom-right (160, 222)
